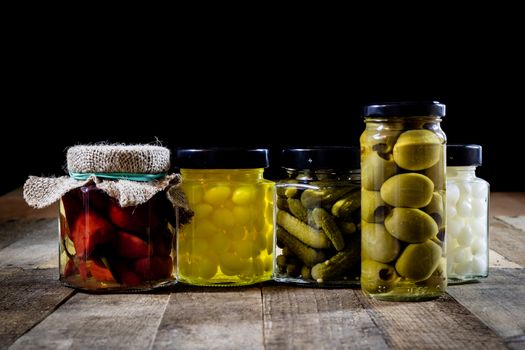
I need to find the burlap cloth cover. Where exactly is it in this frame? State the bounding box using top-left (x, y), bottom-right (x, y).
top-left (23, 145), bottom-right (192, 223)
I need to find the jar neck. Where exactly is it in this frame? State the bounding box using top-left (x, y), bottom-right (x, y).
top-left (180, 168), bottom-right (264, 181)
top-left (364, 116), bottom-right (442, 130)
top-left (447, 166), bottom-right (477, 179)
top-left (285, 168), bottom-right (360, 182)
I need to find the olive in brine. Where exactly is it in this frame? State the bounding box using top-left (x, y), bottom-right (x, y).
top-left (361, 189), bottom-right (390, 223)
top-left (361, 152), bottom-right (398, 191)
top-left (380, 173), bottom-right (434, 208)
top-left (361, 260), bottom-right (399, 294)
top-left (420, 160), bottom-right (445, 191)
top-left (395, 240), bottom-right (442, 282)
top-left (362, 222), bottom-right (400, 263)
top-left (393, 130), bottom-right (442, 171)
top-left (424, 192), bottom-right (444, 227)
top-left (360, 128), bottom-right (402, 155)
top-left (384, 208), bottom-right (438, 243)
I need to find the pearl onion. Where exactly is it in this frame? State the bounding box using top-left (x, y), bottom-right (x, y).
top-left (447, 183), bottom-right (460, 206)
top-left (470, 239), bottom-right (487, 256)
top-left (457, 225), bottom-right (473, 247)
top-left (457, 200), bottom-right (472, 218)
top-left (472, 256), bottom-right (488, 275)
top-left (455, 261), bottom-right (473, 276)
top-left (448, 218), bottom-right (464, 237)
top-left (454, 247), bottom-right (473, 264)
top-left (470, 182), bottom-right (487, 198)
top-left (448, 205), bottom-right (457, 219)
top-left (471, 198), bottom-right (487, 218)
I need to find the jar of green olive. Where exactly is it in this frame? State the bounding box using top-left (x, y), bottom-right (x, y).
top-left (273, 147), bottom-right (361, 286)
top-left (360, 101), bottom-right (447, 301)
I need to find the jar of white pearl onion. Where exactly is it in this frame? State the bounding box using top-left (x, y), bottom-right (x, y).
top-left (446, 144), bottom-right (489, 282)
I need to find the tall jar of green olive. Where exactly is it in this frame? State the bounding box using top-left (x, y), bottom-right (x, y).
top-left (360, 101), bottom-right (447, 301)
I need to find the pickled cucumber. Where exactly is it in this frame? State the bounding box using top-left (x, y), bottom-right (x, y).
top-left (276, 226), bottom-right (328, 267)
top-left (311, 239), bottom-right (360, 282)
top-left (300, 187), bottom-right (352, 209)
top-left (311, 208), bottom-right (345, 251)
top-left (276, 210), bottom-right (331, 249)
top-left (331, 190), bottom-right (361, 220)
top-left (287, 198), bottom-right (308, 223)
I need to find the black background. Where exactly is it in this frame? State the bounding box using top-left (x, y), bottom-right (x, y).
top-left (2, 15), bottom-right (524, 194)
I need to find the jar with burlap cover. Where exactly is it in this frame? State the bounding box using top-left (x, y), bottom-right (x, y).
top-left (24, 144), bottom-right (192, 292)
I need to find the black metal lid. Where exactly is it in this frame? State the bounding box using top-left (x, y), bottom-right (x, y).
top-left (363, 101), bottom-right (446, 118)
top-left (175, 148), bottom-right (269, 169)
top-left (447, 144), bottom-right (482, 166)
top-left (281, 147), bottom-right (360, 170)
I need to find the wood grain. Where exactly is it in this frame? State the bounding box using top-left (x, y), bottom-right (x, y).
top-left (0, 188), bottom-right (56, 222)
top-left (447, 268), bottom-right (525, 340)
top-left (10, 293), bottom-right (170, 349)
top-left (0, 219), bottom-right (57, 269)
top-left (490, 192), bottom-right (525, 217)
top-left (153, 287), bottom-right (264, 350)
top-left (358, 293), bottom-right (508, 349)
top-left (0, 268), bottom-right (73, 350)
top-left (262, 286), bottom-right (389, 350)
top-left (490, 217), bottom-right (525, 266)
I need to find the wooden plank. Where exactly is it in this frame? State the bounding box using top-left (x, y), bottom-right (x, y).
top-left (0, 188), bottom-right (56, 222)
top-left (0, 219), bottom-right (57, 269)
top-left (489, 249), bottom-right (522, 269)
top-left (490, 192), bottom-right (525, 217)
top-left (0, 267), bottom-right (73, 350)
top-left (448, 268), bottom-right (525, 341)
top-left (262, 286), bottom-right (389, 350)
top-left (153, 286), bottom-right (264, 350)
top-left (490, 217), bottom-right (525, 266)
top-left (9, 293), bottom-right (170, 349)
top-left (357, 292), bottom-right (507, 349)
top-left (498, 215), bottom-right (525, 232)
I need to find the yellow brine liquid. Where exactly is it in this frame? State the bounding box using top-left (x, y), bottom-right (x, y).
top-left (178, 169), bottom-right (274, 286)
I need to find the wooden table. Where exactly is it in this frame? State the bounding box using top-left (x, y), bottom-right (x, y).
top-left (1, 189), bottom-right (524, 349)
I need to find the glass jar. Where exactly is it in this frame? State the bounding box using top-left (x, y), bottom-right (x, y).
top-left (176, 148), bottom-right (274, 286)
top-left (52, 145), bottom-right (179, 292)
top-left (446, 144), bottom-right (489, 282)
top-left (273, 147), bottom-right (361, 286)
top-left (60, 189), bottom-right (176, 291)
top-left (360, 101), bottom-right (447, 301)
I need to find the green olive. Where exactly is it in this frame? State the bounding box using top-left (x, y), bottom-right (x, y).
top-left (420, 160), bottom-right (445, 191)
top-left (416, 258), bottom-right (446, 287)
top-left (361, 152), bottom-right (398, 191)
top-left (393, 130), bottom-right (442, 171)
top-left (384, 208), bottom-right (438, 243)
top-left (360, 128), bottom-right (402, 155)
top-left (361, 189), bottom-right (390, 223)
top-left (362, 222), bottom-right (400, 263)
top-left (380, 173), bottom-right (434, 208)
top-left (424, 192), bottom-right (444, 227)
top-left (361, 260), bottom-right (399, 294)
top-left (395, 240), bottom-right (442, 282)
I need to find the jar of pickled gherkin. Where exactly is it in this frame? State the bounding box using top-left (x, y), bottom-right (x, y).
top-left (360, 102), bottom-right (447, 301)
top-left (175, 148), bottom-right (274, 286)
top-left (273, 147), bottom-right (361, 286)
top-left (447, 144), bottom-right (489, 282)
top-left (23, 145), bottom-right (189, 292)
